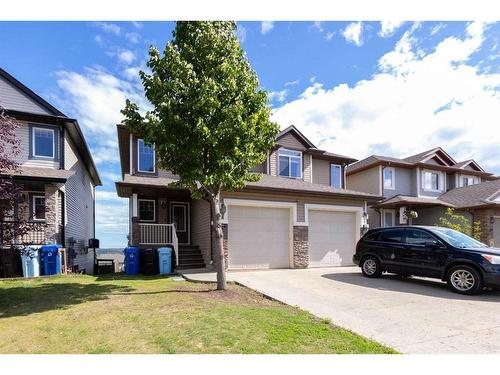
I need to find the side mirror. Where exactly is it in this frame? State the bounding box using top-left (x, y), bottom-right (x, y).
top-left (425, 240), bottom-right (446, 249)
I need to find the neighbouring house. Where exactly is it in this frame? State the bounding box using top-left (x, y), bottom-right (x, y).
top-left (346, 147), bottom-right (500, 246)
top-left (115, 125), bottom-right (382, 270)
top-left (0, 68), bottom-right (101, 274)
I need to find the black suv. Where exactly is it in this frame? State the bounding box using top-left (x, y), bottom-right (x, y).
top-left (353, 226), bottom-right (500, 294)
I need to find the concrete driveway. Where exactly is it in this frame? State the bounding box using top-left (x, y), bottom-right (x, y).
top-left (212, 267), bottom-right (500, 353)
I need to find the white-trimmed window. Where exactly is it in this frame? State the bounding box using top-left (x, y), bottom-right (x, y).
top-left (330, 164), bottom-right (342, 188)
top-left (33, 127), bottom-right (55, 158)
top-left (382, 209), bottom-right (395, 227)
top-left (138, 199), bottom-right (155, 222)
top-left (383, 167), bottom-right (395, 190)
top-left (461, 176), bottom-right (476, 187)
top-left (32, 195), bottom-right (46, 221)
top-left (138, 139), bottom-right (155, 173)
top-left (423, 170), bottom-right (441, 191)
top-left (278, 148), bottom-right (302, 179)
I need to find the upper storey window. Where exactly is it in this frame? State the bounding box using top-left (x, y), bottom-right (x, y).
top-left (138, 139), bottom-right (155, 173)
top-left (461, 176), bottom-right (477, 187)
top-left (32, 127), bottom-right (55, 158)
top-left (278, 148), bottom-right (302, 179)
top-left (383, 167), bottom-right (395, 190)
top-left (330, 164), bottom-right (342, 188)
top-left (423, 170), bottom-right (441, 191)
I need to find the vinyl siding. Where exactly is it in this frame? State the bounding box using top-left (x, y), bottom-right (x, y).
top-left (269, 150), bottom-right (277, 176)
top-left (0, 75), bottom-right (52, 115)
top-left (191, 199), bottom-right (212, 266)
top-left (412, 206), bottom-right (471, 226)
top-left (277, 133), bottom-right (307, 150)
top-left (64, 133), bottom-right (95, 274)
top-left (303, 154), bottom-right (312, 183)
top-left (296, 201), bottom-right (305, 222)
top-left (13, 122), bottom-right (59, 169)
top-left (312, 158), bottom-right (330, 186)
top-left (346, 166), bottom-right (381, 195)
top-left (383, 167), bottom-right (414, 199)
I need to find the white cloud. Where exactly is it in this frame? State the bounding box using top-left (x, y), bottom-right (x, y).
top-left (313, 21), bottom-right (324, 32)
top-left (117, 50), bottom-right (136, 64)
top-left (125, 32), bottom-right (141, 44)
top-left (379, 21), bottom-right (405, 38)
top-left (272, 22), bottom-right (500, 174)
top-left (131, 21), bottom-right (143, 29)
top-left (268, 89), bottom-right (288, 103)
top-left (342, 22), bottom-right (363, 46)
top-left (95, 35), bottom-right (104, 46)
top-left (312, 21), bottom-right (335, 41)
top-left (123, 66), bottom-right (142, 81)
top-left (235, 24), bottom-right (246, 43)
top-left (261, 21), bottom-right (275, 35)
top-left (93, 22), bottom-right (121, 36)
top-left (325, 32), bottom-right (335, 41)
top-left (430, 23), bottom-right (446, 36)
top-left (284, 79), bottom-right (299, 87)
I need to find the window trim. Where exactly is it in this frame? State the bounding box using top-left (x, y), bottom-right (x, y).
top-left (278, 148), bottom-right (303, 179)
top-left (383, 167), bottom-right (395, 190)
top-left (422, 169), bottom-right (443, 192)
top-left (137, 139), bottom-right (156, 173)
top-left (32, 126), bottom-right (55, 159)
top-left (330, 163), bottom-right (342, 188)
top-left (381, 208), bottom-right (395, 228)
top-left (138, 199), bottom-right (156, 222)
top-left (32, 194), bottom-right (46, 221)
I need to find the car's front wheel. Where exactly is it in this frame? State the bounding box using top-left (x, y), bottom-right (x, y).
top-left (447, 265), bottom-right (483, 295)
top-left (361, 256), bottom-right (382, 278)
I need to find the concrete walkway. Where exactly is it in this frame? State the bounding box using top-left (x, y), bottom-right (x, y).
top-left (179, 267), bottom-right (500, 354)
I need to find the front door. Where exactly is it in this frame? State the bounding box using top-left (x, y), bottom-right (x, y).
top-left (170, 202), bottom-right (190, 245)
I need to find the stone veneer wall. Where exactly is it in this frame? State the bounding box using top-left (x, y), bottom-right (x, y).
top-left (293, 226), bottom-right (309, 268)
top-left (44, 183), bottom-right (59, 244)
top-left (221, 223), bottom-right (228, 270)
top-left (130, 217), bottom-right (140, 246)
top-left (472, 208), bottom-right (500, 247)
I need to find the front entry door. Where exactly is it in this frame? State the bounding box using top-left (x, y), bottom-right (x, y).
top-left (170, 202), bottom-right (190, 245)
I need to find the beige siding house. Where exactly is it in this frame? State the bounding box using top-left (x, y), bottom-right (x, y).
top-left (116, 125), bottom-right (382, 270)
top-left (0, 68), bottom-right (101, 273)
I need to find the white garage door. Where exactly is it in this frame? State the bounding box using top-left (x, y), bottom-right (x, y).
top-left (494, 217), bottom-right (500, 247)
top-left (228, 206), bottom-right (290, 269)
top-left (308, 210), bottom-right (357, 267)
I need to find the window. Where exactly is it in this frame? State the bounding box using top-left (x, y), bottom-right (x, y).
top-left (462, 176), bottom-right (476, 187)
top-left (378, 229), bottom-right (404, 243)
top-left (33, 127), bottom-right (55, 158)
top-left (138, 139), bottom-right (155, 173)
top-left (405, 229), bottom-right (437, 246)
top-left (363, 231), bottom-right (379, 241)
top-left (382, 209), bottom-right (395, 227)
top-left (330, 164), bottom-right (342, 188)
top-left (423, 171), bottom-right (440, 191)
top-left (138, 199), bottom-right (155, 222)
top-left (32, 195), bottom-right (46, 221)
top-left (383, 167), bottom-right (395, 189)
top-left (278, 149), bottom-right (302, 178)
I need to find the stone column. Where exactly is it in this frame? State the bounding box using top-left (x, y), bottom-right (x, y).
top-left (474, 208), bottom-right (495, 246)
top-left (293, 225), bottom-right (309, 268)
top-left (44, 184), bottom-right (59, 244)
top-left (221, 223), bottom-right (228, 270)
top-left (131, 217), bottom-right (140, 246)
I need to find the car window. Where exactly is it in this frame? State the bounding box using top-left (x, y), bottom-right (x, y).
top-left (405, 229), bottom-right (437, 245)
top-left (378, 229), bottom-right (403, 243)
top-left (363, 231), bottom-right (379, 241)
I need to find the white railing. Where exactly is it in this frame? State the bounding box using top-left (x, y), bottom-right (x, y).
top-left (139, 223), bottom-right (179, 266)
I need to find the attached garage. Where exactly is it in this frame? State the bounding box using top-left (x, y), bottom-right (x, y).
top-left (227, 205), bottom-right (291, 269)
top-left (308, 209), bottom-right (359, 267)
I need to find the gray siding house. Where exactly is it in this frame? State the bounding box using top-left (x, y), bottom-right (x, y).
top-left (0, 68), bottom-right (101, 273)
top-left (346, 147), bottom-right (500, 246)
top-left (116, 125), bottom-right (382, 270)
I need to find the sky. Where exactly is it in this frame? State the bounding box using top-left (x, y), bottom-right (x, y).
top-left (0, 21), bottom-right (499, 248)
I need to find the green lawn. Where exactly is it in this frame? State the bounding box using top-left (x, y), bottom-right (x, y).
top-left (0, 274), bottom-right (395, 354)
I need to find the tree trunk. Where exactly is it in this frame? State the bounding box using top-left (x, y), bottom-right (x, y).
top-left (209, 192), bottom-right (226, 290)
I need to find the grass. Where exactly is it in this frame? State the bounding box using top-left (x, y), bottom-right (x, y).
top-left (0, 274), bottom-right (396, 354)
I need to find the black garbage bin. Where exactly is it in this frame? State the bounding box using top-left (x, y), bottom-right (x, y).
top-left (139, 248), bottom-right (158, 275)
top-left (0, 248), bottom-right (23, 278)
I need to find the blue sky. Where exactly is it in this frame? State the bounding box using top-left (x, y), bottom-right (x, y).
top-left (0, 21), bottom-right (499, 248)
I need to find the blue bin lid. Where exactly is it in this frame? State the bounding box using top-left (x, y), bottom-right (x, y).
top-left (124, 246), bottom-right (139, 255)
top-left (40, 244), bottom-right (62, 253)
top-left (157, 246), bottom-right (173, 254)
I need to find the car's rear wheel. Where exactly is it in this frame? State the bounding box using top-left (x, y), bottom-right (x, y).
top-left (361, 256), bottom-right (382, 278)
top-left (447, 265), bottom-right (483, 295)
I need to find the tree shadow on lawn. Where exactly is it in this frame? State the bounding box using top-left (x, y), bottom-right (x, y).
top-left (0, 282), bottom-right (133, 318)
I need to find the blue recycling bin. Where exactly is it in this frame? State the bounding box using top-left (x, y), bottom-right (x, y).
top-left (157, 247), bottom-right (173, 275)
top-left (40, 245), bottom-right (61, 276)
top-left (21, 246), bottom-right (41, 278)
top-left (124, 247), bottom-right (140, 275)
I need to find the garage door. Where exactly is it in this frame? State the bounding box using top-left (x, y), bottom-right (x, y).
top-left (494, 217), bottom-right (500, 247)
top-left (308, 210), bottom-right (357, 267)
top-left (228, 206), bottom-right (290, 269)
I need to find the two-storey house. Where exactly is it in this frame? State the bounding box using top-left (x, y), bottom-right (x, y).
top-left (346, 147), bottom-right (500, 246)
top-left (0, 68), bottom-right (101, 274)
top-left (115, 125), bottom-right (382, 270)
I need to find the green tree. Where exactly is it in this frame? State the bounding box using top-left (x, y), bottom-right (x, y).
top-left (121, 21), bottom-right (279, 290)
top-left (437, 208), bottom-right (482, 241)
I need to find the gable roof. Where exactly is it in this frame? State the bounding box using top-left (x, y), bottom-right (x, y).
top-left (452, 159), bottom-right (485, 172)
top-left (276, 125), bottom-right (316, 149)
top-left (439, 180), bottom-right (500, 208)
top-left (403, 147), bottom-right (456, 166)
top-left (0, 68), bottom-right (101, 186)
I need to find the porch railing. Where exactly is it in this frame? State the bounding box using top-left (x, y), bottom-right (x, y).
top-left (0, 220), bottom-right (47, 246)
top-left (139, 223), bottom-right (179, 266)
